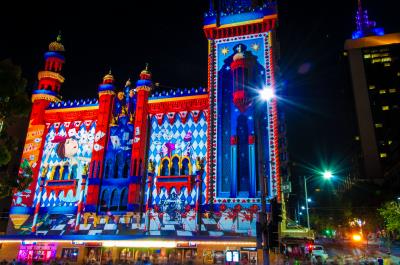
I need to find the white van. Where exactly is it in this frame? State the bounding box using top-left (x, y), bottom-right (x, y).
top-left (311, 245), bottom-right (328, 262)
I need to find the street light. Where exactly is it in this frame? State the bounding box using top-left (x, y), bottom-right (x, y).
top-left (303, 171), bottom-right (333, 230)
top-left (307, 198), bottom-right (312, 203)
top-left (323, 171), bottom-right (333, 180)
top-left (259, 86), bottom-right (274, 101)
top-left (257, 85), bottom-right (275, 265)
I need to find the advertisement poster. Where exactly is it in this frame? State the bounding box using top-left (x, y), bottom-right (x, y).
top-left (240, 251), bottom-right (249, 264)
top-left (249, 251), bottom-right (257, 264)
top-left (203, 249), bottom-right (214, 264)
top-left (86, 247), bottom-right (101, 263)
top-left (214, 251), bottom-right (225, 264)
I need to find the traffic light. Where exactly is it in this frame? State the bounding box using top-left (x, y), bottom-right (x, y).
top-left (268, 198), bottom-right (282, 249)
top-left (270, 198), bottom-right (282, 223)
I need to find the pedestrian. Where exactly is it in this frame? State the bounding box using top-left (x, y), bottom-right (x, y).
top-left (134, 258), bottom-right (143, 265)
top-left (377, 256), bottom-right (383, 265)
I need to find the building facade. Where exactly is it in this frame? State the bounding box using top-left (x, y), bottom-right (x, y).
top-left (1, 1), bottom-right (283, 264)
top-left (345, 0), bottom-right (400, 181)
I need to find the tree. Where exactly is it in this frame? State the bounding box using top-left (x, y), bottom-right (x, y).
top-left (378, 201), bottom-right (400, 234)
top-left (0, 59), bottom-right (32, 197)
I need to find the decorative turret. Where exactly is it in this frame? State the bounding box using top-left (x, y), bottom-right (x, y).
top-left (136, 63), bottom-right (153, 92)
top-left (85, 71), bottom-right (116, 212)
top-left (33, 33), bottom-right (65, 103)
top-left (128, 64), bottom-right (153, 210)
top-left (352, 0), bottom-right (384, 39)
top-left (98, 70), bottom-right (115, 96)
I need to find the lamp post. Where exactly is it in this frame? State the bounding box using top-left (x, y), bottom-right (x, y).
top-left (257, 86), bottom-right (274, 265)
top-left (303, 171), bottom-right (333, 230)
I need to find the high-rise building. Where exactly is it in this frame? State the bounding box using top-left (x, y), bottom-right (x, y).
top-left (345, 0), bottom-right (400, 181)
top-left (0, 1), bottom-right (284, 264)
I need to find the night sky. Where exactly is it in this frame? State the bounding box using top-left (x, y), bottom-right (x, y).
top-left (1, 0), bottom-right (398, 182)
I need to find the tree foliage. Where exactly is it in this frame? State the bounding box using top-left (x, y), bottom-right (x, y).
top-left (378, 201), bottom-right (400, 234)
top-left (0, 59), bottom-right (32, 197)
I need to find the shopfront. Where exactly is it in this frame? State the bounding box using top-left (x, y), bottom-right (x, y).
top-left (0, 239), bottom-right (260, 265)
top-left (17, 242), bottom-right (57, 263)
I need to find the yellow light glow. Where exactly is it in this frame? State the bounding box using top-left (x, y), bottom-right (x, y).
top-left (382, 106), bottom-right (389, 111)
top-left (102, 240), bottom-right (177, 248)
top-left (389, 89), bottom-right (396, 93)
top-left (0, 239), bottom-right (257, 248)
top-left (352, 234), bottom-right (362, 242)
top-left (380, 153), bottom-right (387, 158)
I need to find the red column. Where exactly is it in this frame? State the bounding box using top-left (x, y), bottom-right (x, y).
top-left (128, 66), bottom-right (153, 211)
top-left (85, 75), bottom-right (115, 212)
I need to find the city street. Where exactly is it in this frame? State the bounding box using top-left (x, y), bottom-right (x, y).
top-left (315, 239), bottom-right (400, 264)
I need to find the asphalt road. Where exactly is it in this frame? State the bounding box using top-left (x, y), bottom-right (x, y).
top-left (316, 239), bottom-right (400, 264)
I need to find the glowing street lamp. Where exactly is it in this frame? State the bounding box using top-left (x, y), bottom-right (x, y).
top-left (323, 171), bottom-right (333, 180)
top-left (259, 86), bottom-right (274, 101)
top-left (304, 170), bottom-right (334, 230)
top-left (352, 234), bottom-right (362, 242)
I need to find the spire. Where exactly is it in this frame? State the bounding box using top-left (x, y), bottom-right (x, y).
top-left (136, 63), bottom-right (153, 92)
top-left (140, 63), bottom-right (152, 80)
top-left (103, 68), bottom-right (114, 84)
top-left (49, 31), bottom-right (65, 52)
top-left (57, 30), bottom-right (62, 42)
top-left (352, 0), bottom-right (384, 39)
top-left (125, 78), bottom-right (132, 87)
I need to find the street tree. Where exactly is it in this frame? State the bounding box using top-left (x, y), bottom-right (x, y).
top-left (0, 59), bottom-right (32, 197)
top-left (378, 201), bottom-right (400, 235)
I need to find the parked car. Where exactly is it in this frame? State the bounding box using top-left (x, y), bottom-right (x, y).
top-left (311, 245), bottom-right (328, 262)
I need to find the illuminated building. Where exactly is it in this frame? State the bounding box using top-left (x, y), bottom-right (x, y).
top-left (0, 1), bottom-right (282, 264)
top-left (345, 0), bottom-right (400, 180)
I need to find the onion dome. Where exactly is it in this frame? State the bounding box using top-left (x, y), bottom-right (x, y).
top-left (103, 69), bottom-right (114, 84)
top-left (140, 63), bottom-right (152, 80)
top-left (49, 33), bottom-right (65, 52)
top-left (233, 44), bottom-right (245, 61)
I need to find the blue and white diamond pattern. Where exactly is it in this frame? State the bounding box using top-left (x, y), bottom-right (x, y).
top-left (148, 112), bottom-right (207, 206)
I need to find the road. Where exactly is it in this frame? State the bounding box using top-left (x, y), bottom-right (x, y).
top-left (315, 239), bottom-right (400, 264)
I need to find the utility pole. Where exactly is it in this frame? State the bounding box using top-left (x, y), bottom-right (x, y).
top-left (304, 175), bottom-right (310, 230)
top-left (255, 106), bottom-right (270, 265)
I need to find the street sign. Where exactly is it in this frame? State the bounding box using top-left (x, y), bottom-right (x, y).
top-left (282, 181), bottom-right (292, 193)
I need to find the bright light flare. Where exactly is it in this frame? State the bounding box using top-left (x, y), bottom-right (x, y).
top-left (259, 87), bottom-right (274, 101)
top-left (352, 234), bottom-right (362, 242)
top-left (323, 171), bottom-right (333, 180)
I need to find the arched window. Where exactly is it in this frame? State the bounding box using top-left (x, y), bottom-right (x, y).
top-left (96, 162), bottom-right (101, 178)
top-left (123, 161), bottom-right (129, 178)
top-left (104, 161), bottom-right (110, 179)
top-left (62, 164), bottom-right (69, 180)
top-left (171, 157), bottom-right (179, 176)
top-left (100, 189), bottom-right (109, 212)
top-left (53, 165), bottom-right (61, 180)
top-left (110, 189), bottom-right (119, 211)
top-left (91, 162), bottom-right (96, 178)
top-left (161, 159), bottom-right (169, 176)
top-left (114, 159), bottom-right (119, 179)
top-left (181, 158), bottom-right (190, 175)
top-left (119, 188), bottom-right (128, 211)
top-left (138, 159), bottom-right (142, 176)
top-left (71, 164), bottom-right (77, 179)
top-left (133, 159), bottom-right (137, 176)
